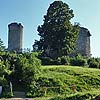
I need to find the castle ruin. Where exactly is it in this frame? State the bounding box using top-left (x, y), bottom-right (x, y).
top-left (8, 23), bottom-right (23, 52)
top-left (76, 27), bottom-right (91, 57)
top-left (7, 22), bottom-right (91, 57)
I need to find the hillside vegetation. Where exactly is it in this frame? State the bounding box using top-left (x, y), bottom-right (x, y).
top-left (0, 51), bottom-right (100, 99)
top-left (34, 65), bottom-right (100, 100)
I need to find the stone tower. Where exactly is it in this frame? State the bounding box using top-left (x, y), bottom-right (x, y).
top-left (76, 27), bottom-right (91, 57)
top-left (8, 22), bottom-right (23, 52)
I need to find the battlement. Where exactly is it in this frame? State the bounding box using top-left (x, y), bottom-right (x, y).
top-left (8, 23), bottom-right (23, 30)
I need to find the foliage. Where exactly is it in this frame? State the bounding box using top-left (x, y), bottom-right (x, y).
top-left (41, 57), bottom-right (54, 65)
top-left (0, 77), bottom-right (13, 98)
top-left (1, 35), bottom-right (100, 99)
top-left (40, 54), bottom-right (87, 66)
top-left (32, 65), bottom-right (100, 98)
top-left (88, 58), bottom-right (100, 68)
top-left (0, 62), bottom-right (13, 98)
top-left (0, 38), bottom-right (5, 52)
top-left (8, 52), bottom-right (41, 92)
top-left (0, 51), bottom-right (41, 97)
top-left (70, 54), bottom-right (87, 66)
top-left (40, 55), bottom-right (100, 69)
top-left (1, 49), bottom-right (100, 99)
top-left (40, 56), bottom-right (70, 65)
top-left (60, 56), bottom-right (70, 65)
top-left (33, 1), bottom-right (79, 58)
top-left (50, 92), bottom-right (95, 100)
top-left (26, 81), bottom-right (42, 97)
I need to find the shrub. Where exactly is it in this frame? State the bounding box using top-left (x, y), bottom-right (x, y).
top-left (6, 52), bottom-right (42, 96)
top-left (60, 56), bottom-right (70, 65)
top-left (18, 53), bottom-right (42, 96)
top-left (41, 57), bottom-right (54, 65)
top-left (40, 56), bottom-right (70, 65)
top-left (88, 58), bottom-right (100, 68)
top-left (89, 60), bottom-right (99, 68)
top-left (70, 55), bottom-right (87, 66)
top-left (26, 81), bottom-right (42, 97)
top-left (0, 77), bottom-right (13, 98)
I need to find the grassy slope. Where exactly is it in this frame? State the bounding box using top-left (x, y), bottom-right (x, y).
top-left (37, 65), bottom-right (100, 99)
top-left (4, 66), bottom-right (100, 100)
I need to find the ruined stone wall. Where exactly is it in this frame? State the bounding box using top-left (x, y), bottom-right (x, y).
top-left (8, 23), bottom-right (23, 52)
top-left (76, 27), bottom-right (91, 57)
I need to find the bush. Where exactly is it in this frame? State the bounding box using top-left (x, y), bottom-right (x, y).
top-left (1, 91), bottom-right (13, 98)
top-left (41, 56), bottom-right (70, 65)
top-left (88, 58), bottom-right (100, 68)
top-left (41, 57), bottom-right (54, 65)
top-left (0, 77), bottom-right (13, 98)
top-left (70, 55), bottom-right (87, 66)
top-left (17, 53), bottom-right (42, 96)
top-left (60, 56), bottom-right (70, 65)
top-left (26, 81), bottom-right (42, 97)
top-left (88, 60), bottom-right (99, 68)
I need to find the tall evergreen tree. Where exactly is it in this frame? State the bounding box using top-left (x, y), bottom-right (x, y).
top-left (33, 1), bottom-right (79, 58)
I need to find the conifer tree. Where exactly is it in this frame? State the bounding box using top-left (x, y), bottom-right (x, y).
top-left (34, 1), bottom-right (79, 58)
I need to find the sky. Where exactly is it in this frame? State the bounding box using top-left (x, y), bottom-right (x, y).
top-left (0, 0), bottom-right (100, 57)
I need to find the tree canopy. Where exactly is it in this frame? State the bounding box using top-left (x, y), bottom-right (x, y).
top-left (33, 1), bottom-right (79, 58)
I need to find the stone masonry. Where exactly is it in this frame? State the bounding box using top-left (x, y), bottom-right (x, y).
top-left (75, 27), bottom-right (91, 57)
top-left (8, 23), bottom-right (23, 52)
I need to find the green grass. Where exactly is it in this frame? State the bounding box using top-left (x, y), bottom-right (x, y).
top-left (4, 65), bottom-right (100, 100)
top-left (36, 65), bottom-right (100, 99)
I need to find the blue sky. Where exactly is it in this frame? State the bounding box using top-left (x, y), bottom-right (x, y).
top-left (0, 0), bottom-right (100, 57)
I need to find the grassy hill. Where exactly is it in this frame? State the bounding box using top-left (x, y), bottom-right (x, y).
top-left (35, 65), bottom-right (100, 100)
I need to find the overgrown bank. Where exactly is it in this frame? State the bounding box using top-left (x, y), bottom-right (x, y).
top-left (36, 65), bottom-right (100, 99)
top-left (1, 51), bottom-right (100, 100)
